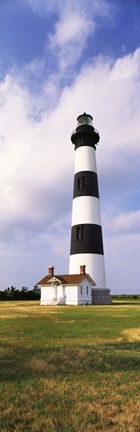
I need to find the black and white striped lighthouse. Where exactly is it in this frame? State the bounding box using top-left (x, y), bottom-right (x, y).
top-left (69, 113), bottom-right (111, 303)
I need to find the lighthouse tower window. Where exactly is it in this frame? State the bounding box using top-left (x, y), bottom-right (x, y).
top-left (76, 225), bottom-right (83, 241)
top-left (77, 176), bottom-right (84, 191)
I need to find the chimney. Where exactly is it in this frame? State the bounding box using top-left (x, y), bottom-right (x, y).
top-left (48, 266), bottom-right (54, 277)
top-left (80, 265), bottom-right (86, 275)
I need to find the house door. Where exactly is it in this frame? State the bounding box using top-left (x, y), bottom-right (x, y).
top-left (54, 285), bottom-right (57, 300)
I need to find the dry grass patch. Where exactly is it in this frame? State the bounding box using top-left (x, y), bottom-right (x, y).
top-left (122, 328), bottom-right (140, 342)
top-left (0, 314), bottom-right (22, 319)
top-left (54, 319), bottom-right (75, 323)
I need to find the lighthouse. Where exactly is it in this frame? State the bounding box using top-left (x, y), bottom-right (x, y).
top-left (69, 113), bottom-right (111, 304)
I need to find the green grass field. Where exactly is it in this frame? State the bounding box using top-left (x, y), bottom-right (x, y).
top-left (0, 301), bottom-right (140, 432)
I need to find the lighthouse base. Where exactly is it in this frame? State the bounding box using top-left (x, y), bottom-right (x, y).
top-left (92, 288), bottom-right (112, 305)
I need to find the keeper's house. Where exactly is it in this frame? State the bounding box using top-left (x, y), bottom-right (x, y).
top-left (38, 265), bottom-right (95, 306)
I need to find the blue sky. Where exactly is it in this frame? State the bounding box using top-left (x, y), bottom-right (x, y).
top-left (0, 0), bottom-right (140, 293)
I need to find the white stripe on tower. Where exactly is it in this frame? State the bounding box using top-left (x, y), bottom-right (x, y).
top-left (69, 113), bottom-right (106, 289)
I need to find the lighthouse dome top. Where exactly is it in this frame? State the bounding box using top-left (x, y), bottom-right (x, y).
top-left (77, 113), bottom-right (93, 126)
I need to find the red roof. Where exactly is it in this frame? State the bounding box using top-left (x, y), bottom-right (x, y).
top-left (37, 273), bottom-right (95, 286)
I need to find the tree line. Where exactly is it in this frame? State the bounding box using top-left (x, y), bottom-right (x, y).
top-left (0, 285), bottom-right (40, 301)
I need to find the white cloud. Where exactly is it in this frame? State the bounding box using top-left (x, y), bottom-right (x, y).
top-left (24, 0), bottom-right (112, 19)
top-left (49, 12), bottom-right (93, 47)
top-left (47, 11), bottom-right (94, 71)
top-left (111, 210), bottom-right (140, 234)
top-left (0, 73), bottom-right (74, 250)
top-left (21, 0), bottom-right (113, 72)
top-left (47, 0), bottom-right (113, 70)
top-left (110, 49), bottom-right (140, 81)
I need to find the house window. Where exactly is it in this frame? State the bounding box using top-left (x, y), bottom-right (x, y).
top-left (76, 225), bottom-right (83, 241)
top-left (80, 285), bottom-right (83, 296)
top-left (86, 286), bottom-right (88, 295)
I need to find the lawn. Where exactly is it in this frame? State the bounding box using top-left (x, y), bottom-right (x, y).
top-left (0, 301), bottom-right (140, 432)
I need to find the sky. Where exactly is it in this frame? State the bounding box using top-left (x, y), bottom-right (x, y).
top-left (0, 0), bottom-right (140, 294)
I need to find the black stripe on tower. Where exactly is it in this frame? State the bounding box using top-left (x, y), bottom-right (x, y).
top-left (70, 224), bottom-right (104, 255)
top-left (71, 125), bottom-right (99, 149)
top-left (73, 171), bottom-right (99, 199)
